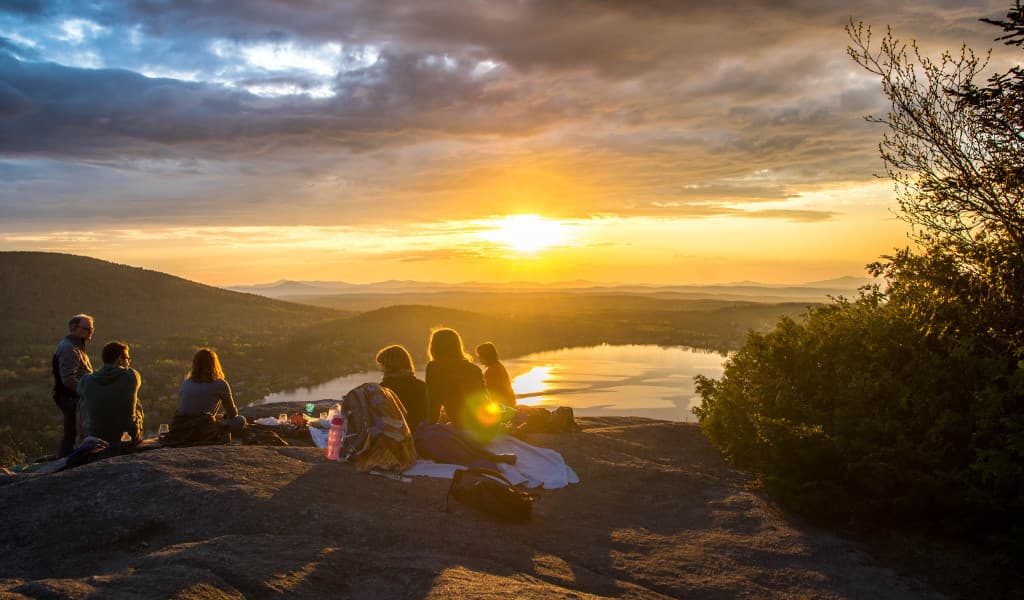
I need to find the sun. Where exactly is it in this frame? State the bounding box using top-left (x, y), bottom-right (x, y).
top-left (481, 214), bottom-right (569, 254)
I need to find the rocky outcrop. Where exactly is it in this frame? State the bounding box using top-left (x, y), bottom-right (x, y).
top-left (0, 417), bottom-right (940, 599)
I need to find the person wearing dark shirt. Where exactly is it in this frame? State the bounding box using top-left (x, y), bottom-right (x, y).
top-left (78, 341), bottom-right (143, 445)
top-left (425, 328), bottom-right (497, 437)
top-left (475, 342), bottom-right (517, 408)
top-left (376, 344), bottom-right (428, 432)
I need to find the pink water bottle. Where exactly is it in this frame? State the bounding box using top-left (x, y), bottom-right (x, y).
top-left (326, 415), bottom-right (346, 461)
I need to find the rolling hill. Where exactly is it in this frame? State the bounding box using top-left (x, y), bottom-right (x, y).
top-left (0, 252), bottom-right (345, 346)
top-left (0, 252), bottom-right (346, 463)
top-left (0, 251), bottom-right (813, 465)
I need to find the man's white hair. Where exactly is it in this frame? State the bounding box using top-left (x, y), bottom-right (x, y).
top-left (68, 313), bottom-right (95, 330)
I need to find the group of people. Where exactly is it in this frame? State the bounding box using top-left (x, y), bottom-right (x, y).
top-left (376, 329), bottom-right (517, 436)
top-left (52, 313), bottom-right (517, 457)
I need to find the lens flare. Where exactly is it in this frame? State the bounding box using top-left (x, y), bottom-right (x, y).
top-left (475, 401), bottom-right (503, 426)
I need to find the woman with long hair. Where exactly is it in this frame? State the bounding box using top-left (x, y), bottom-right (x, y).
top-left (164, 348), bottom-right (244, 446)
top-left (177, 348), bottom-right (240, 422)
top-left (376, 344), bottom-right (428, 431)
top-left (424, 328), bottom-right (494, 434)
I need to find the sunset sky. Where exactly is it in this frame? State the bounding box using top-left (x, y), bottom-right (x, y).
top-left (0, 1), bottom-right (1012, 285)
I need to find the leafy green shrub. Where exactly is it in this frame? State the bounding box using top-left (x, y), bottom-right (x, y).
top-left (694, 289), bottom-right (1023, 532)
top-left (695, 2), bottom-right (1024, 541)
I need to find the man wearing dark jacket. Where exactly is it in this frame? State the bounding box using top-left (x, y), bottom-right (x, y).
top-left (52, 314), bottom-right (94, 457)
top-left (78, 341), bottom-right (144, 445)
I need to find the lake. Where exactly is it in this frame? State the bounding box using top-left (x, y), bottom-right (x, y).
top-left (260, 344), bottom-right (727, 422)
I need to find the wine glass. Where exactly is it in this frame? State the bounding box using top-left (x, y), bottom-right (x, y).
top-left (158, 423), bottom-right (170, 436)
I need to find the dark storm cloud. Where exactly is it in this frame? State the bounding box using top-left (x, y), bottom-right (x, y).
top-left (72, 0), bottom-right (1004, 76)
top-left (0, 48), bottom-right (577, 159)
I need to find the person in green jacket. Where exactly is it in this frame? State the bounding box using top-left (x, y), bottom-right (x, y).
top-left (78, 341), bottom-right (144, 446)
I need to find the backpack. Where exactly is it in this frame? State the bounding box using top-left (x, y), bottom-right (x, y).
top-left (445, 467), bottom-right (534, 523)
top-left (341, 383), bottom-right (417, 472)
top-left (511, 406), bottom-right (578, 435)
top-left (550, 407), bottom-right (579, 433)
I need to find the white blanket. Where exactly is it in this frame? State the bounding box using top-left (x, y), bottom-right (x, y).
top-left (402, 435), bottom-right (580, 490)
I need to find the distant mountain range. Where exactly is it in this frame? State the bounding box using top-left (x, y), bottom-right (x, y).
top-left (228, 276), bottom-right (878, 302)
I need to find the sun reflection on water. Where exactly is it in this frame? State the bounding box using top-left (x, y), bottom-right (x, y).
top-left (262, 345), bottom-right (727, 421)
top-left (511, 365), bottom-right (555, 406)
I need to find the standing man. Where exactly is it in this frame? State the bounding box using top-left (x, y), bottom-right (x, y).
top-left (52, 314), bottom-right (94, 457)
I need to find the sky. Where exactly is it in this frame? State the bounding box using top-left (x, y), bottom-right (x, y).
top-left (0, 0), bottom-right (1013, 285)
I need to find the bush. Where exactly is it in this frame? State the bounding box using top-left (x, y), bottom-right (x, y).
top-left (694, 290), bottom-right (1023, 532)
top-left (694, 1), bottom-right (1024, 540)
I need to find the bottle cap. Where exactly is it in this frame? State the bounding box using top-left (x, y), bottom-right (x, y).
top-left (332, 416), bottom-right (343, 426)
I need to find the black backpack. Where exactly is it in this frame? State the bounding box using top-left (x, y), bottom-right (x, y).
top-left (446, 468), bottom-right (534, 523)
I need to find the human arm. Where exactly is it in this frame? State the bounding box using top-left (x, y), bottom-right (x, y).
top-left (58, 343), bottom-right (86, 393)
top-left (470, 363), bottom-right (487, 397)
top-left (218, 379), bottom-right (239, 418)
top-left (482, 366), bottom-right (500, 399)
top-left (131, 370), bottom-right (144, 441)
top-left (494, 363), bottom-right (517, 406)
top-left (425, 363), bottom-right (441, 424)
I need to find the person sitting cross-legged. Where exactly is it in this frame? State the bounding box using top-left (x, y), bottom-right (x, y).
top-left (164, 348), bottom-right (244, 446)
top-left (178, 348), bottom-right (243, 426)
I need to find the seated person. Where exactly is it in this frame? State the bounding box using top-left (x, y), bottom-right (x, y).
top-left (376, 344), bottom-right (428, 432)
top-left (178, 348), bottom-right (244, 429)
top-left (78, 341), bottom-right (143, 445)
top-left (425, 328), bottom-right (500, 441)
top-left (476, 342), bottom-right (517, 407)
top-left (164, 348), bottom-right (242, 446)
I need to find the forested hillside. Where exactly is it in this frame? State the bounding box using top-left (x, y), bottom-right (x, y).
top-left (0, 252), bottom-right (811, 464)
top-left (0, 252), bottom-right (345, 344)
top-left (0, 252), bottom-right (345, 463)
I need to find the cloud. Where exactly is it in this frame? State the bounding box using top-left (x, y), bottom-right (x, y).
top-left (0, 45), bottom-right (582, 160)
top-left (0, 0), bottom-right (1012, 229)
top-left (370, 247), bottom-right (493, 263)
top-left (618, 201), bottom-right (836, 221)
